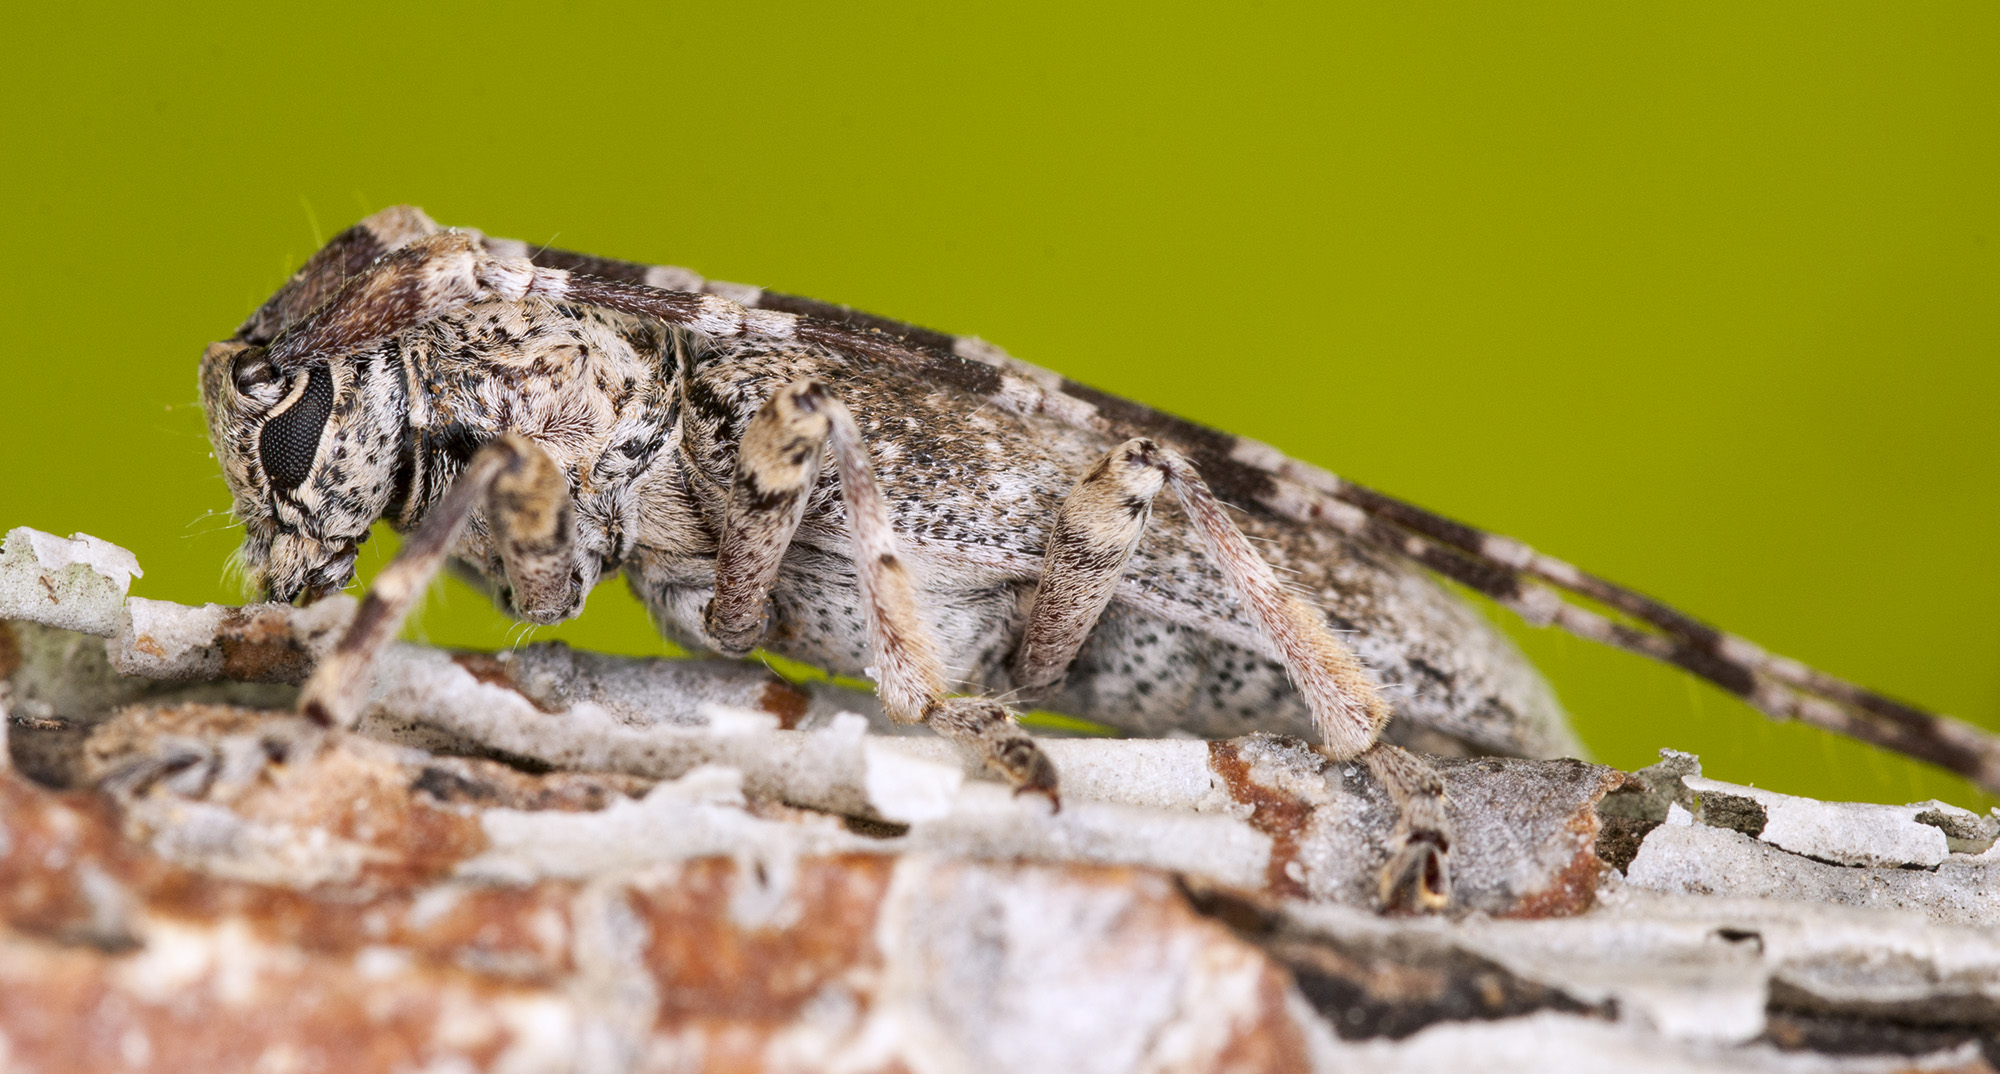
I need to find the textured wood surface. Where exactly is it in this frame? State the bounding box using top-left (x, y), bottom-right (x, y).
top-left (5, 527), bottom-right (1999, 1073)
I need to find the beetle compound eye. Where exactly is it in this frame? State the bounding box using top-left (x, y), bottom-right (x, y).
top-left (232, 348), bottom-right (279, 396)
top-left (259, 365), bottom-right (333, 492)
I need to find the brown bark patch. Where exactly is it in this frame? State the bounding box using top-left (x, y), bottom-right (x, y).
top-left (1499, 766), bottom-right (1625, 920)
top-left (451, 651), bottom-right (564, 713)
top-left (1208, 738), bottom-right (1313, 898)
top-left (1210, 953), bottom-right (1316, 1072)
top-left (217, 604), bottom-right (322, 682)
top-left (0, 772), bottom-right (158, 947)
top-left (635, 854), bottom-right (896, 1024)
top-left (1504, 823), bottom-right (1610, 919)
top-left (757, 678), bottom-right (812, 729)
top-left (0, 619), bottom-right (18, 679)
top-left (0, 928), bottom-right (528, 1074)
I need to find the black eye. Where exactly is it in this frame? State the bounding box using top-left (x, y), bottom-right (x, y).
top-left (232, 349), bottom-right (278, 395)
top-left (259, 366), bottom-right (333, 492)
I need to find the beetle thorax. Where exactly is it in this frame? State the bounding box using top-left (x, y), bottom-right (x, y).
top-left (394, 297), bottom-right (683, 587)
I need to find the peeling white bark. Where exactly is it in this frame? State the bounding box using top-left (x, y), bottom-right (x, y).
top-left (0, 527), bottom-right (141, 636)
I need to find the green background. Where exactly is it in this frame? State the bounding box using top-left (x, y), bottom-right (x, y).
top-left (4, 4), bottom-right (1995, 808)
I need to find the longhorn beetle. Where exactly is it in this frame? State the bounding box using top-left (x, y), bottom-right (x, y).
top-left (200, 206), bottom-right (2000, 912)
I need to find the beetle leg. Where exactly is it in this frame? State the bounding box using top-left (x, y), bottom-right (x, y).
top-left (711, 379), bottom-right (1058, 803)
top-left (298, 434), bottom-right (576, 729)
top-left (701, 383), bottom-right (828, 657)
top-left (481, 437), bottom-right (582, 626)
top-left (1018, 439), bottom-right (1391, 755)
top-left (1363, 741), bottom-right (1453, 913)
top-left (1165, 450), bottom-right (1456, 908)
top-left (1012, 439), bottom-right (1166, 691)
top-left (1016, 437), bottom-right (1453, 908)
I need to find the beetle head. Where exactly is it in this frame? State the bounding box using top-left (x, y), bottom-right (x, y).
top-left (200, 341), bottom-right (409, 603)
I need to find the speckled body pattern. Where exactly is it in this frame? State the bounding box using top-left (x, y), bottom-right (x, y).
top-left (656, 334), bottom-right (1573, 757)
top-left (200, 208), bottom-right (1581, 766)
